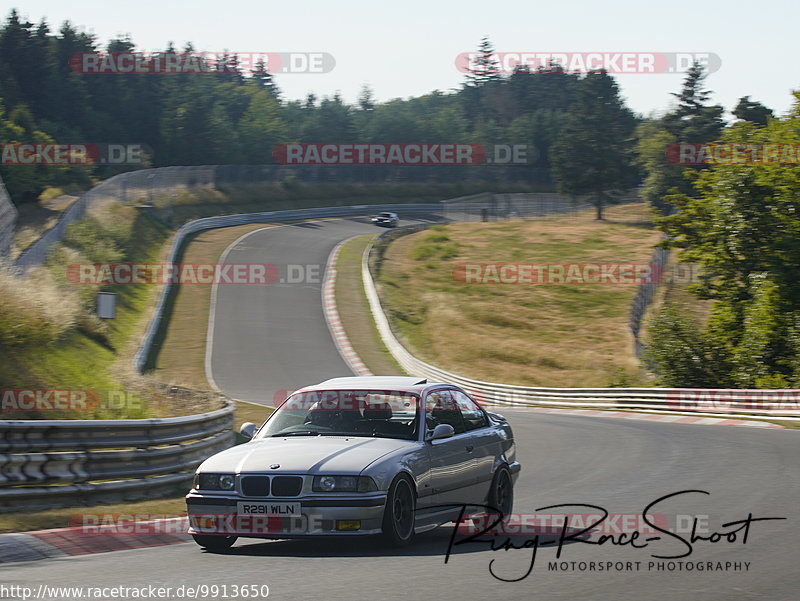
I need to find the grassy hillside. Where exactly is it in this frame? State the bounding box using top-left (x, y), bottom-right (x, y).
top-left (0, 202), bottom-right (216, 419)
top-left (375, 203), bottom-right (663, 387)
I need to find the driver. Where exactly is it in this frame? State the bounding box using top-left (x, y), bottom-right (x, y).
top-left (304, 401), bottom-right (335, 428)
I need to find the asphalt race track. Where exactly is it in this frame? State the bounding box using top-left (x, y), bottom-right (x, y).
top-left (4, 218), bottom-right (799, 601)
top-left (205, 218), bottom-right (376, 404)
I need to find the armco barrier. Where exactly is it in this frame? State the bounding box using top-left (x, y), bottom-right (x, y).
top-left (132, 196), bottom-right (596, 372)
top-left (0, 184), bottom-right (628, 514)
top-left (5, 193), bottom-right (791, 515)
top-left (0, 400), bottom-right (234, 512)
top-left (132, 204), bottom-right (443, 372)
top-left (361, 234), bottom-right (800, 420)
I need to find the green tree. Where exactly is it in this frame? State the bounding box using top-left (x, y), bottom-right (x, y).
top-left (237, 91), bottom-right (287, 162)
top-left (732, 96), bottom-right (773, 127)
top-left (635, 120), bottom-right (679, 210)
top-left (644, 304), bottom-right (717, 387)
top-left (251, 59), bottom-right (279, 100)
top-left (363, 100), bottom-right (423, 143)
top-left (300, 93), bottom-right (356, 143)
top-left (464, 36), bottom-right (500, 88)
top-left (649, 92), bottom-right (800, 386)
top-left (637, 63), bottom-right (724, 213)
top-left (206, 102), bottom-right (240, 163)
top-left (357, 84), bottom-right (375, 111)
top-left (0, 101), bottom-right (67, 202)
top-left (550, 70), bottom-right (636, 219)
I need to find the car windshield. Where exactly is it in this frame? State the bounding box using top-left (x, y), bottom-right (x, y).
top-left (257, 389), bottom-right (420, 440)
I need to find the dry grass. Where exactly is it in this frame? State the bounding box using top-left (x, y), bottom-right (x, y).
top-left (150, 224), bottom-right (275, 389)
top-left (0, 201), bottom-right (221, 419)
top-left (0, 496), bottom-right (189, 533)
top-left (335, 235), bottom-right (406, 375)
top-left (10, 193), bottom-right (80, 259)
top-left (639, 254), bottom-right (714, 349)
top-left (0, 262), bottom-right (81, 346)
top-left (377, 203), bottom-right (663, 387)
top-left (233, 399), bottom-right (274, 428)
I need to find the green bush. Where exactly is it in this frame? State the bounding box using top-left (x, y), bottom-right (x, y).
top-left (425, 232), bottom-right (450, 243)
top-left (439, 243), bottom-right (460, 259)
top-left (63, 218), bottom-right (124, 263)
top-left (410, 244), bottom-right (436, 260)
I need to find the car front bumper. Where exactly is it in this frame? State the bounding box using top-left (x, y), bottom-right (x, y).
top-left (185, 493), bottom-right (388, 538)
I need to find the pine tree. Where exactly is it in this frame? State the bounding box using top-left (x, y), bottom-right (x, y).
top-left (465, 36), bottom-right (500, 88)
top-left (251, 59), bottom-right (279, 100)
top-left (732, 96), bottom-right (773, 127)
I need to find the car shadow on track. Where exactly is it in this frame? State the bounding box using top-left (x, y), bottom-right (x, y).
top-left (201, 525), bottom-right (587, 559)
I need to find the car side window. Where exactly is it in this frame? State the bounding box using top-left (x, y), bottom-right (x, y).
top-left (453, 391), bottom-right (489, 431)
top-left (426, 390), bottom-right (466, 435)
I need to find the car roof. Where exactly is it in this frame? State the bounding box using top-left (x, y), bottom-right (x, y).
top-left (298, 375), bottom-right (442, 393)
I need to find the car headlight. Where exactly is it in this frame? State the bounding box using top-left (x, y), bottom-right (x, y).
top-left (195, 473), bottom-right (236, 491)
top-left (312, 475), bottom-right (377, 492)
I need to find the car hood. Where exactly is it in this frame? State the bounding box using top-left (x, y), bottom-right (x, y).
top-left (198, 436), bottom-right (416, 475)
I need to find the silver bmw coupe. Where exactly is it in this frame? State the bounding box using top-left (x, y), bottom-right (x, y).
top-left (186, 376), bottom-right (520, 549)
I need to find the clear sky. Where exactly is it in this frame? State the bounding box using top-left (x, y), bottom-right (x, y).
top-left (7, 0), bottom-right (800, 118)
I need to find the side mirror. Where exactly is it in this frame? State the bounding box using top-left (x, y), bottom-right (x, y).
top-left (486, 411), bottom-right (506, 423)
top-left (240, 422), bottom-right (258, 439)
top-left (427, 423), bottom-right (455, 441)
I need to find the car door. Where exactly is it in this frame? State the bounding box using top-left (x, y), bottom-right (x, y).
top-left (424, 390), bottom-right (480, 508)
top-left (452, 390), bottom-right (498, 504)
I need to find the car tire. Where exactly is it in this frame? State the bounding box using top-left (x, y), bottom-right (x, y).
top-left (192, 534), bottom-right (237, 551)
top-left (487, 465), bottom-right (514, 518)
top-left (381, 474), bottom-right (416, 546)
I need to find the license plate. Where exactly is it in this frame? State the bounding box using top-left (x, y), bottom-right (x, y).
top-left (237, 502), bottom-right (301, 517)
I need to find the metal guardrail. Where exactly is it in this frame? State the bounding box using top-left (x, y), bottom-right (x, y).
top-left (132, 203), bottom-right (443, 373)
top-left (2, 173), bottom-right (478, 513)
top-left (361, 231), bottom-right (800, 420)
top-left (0, 400), bottom-right (234, 512)
top-left (3, 181), bottom-right (791, 515)
top-left (0, 180), bottom-right (613, 513)
top-left (0, 401), bottom-right (234, 452)
top-left (132, 192), bottom-right (616, 374)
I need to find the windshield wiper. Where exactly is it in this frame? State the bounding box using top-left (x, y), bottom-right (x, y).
top-left (272, 430), bottom-right (321, 437)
